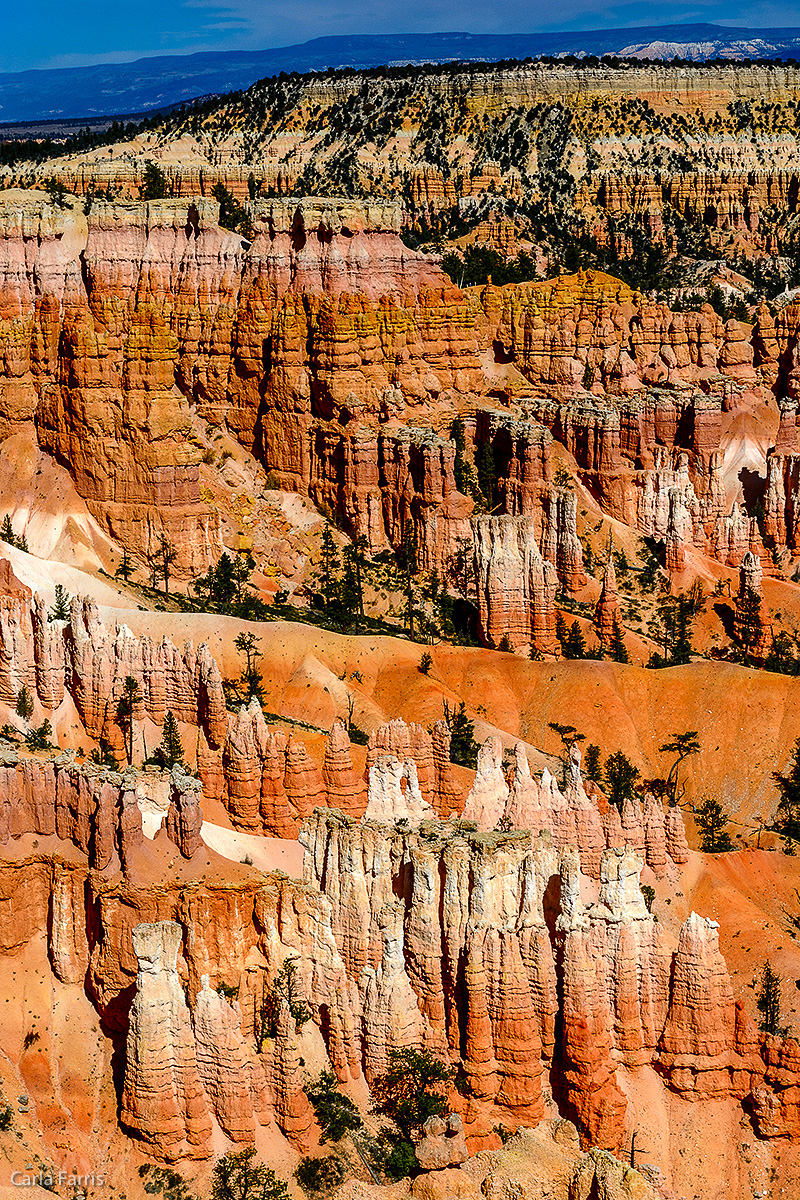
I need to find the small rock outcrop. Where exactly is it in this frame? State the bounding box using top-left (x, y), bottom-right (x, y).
top-left (415, 1113), bottom-right (470, 1171)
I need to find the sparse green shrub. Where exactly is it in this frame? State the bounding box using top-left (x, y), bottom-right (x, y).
top-left (371, 1047), bottom-right (455, 1142)
top-left (25, 719), bottom-right (53, 751)
top-left (211, 1148), bottom-right (289, 1200)
top-left (254, 959), bottom-right (311, 1048)
top-left (305, 1071), bottom-right (363, 1142)
top-left (138, 1163), bottom-right (197, 1200)
top-left (295, 1155), bottom-right (346, 1194)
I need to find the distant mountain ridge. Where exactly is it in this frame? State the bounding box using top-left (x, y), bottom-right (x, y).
top-left (4, 24), bottom-right (800, 124)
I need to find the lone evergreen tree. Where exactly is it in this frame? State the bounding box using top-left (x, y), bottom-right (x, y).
top-left (15, 685), bottom-right (33, 723)
top-left (562, 620), bottom-right (587, 659)
top-left (340, 540), bottom-right (366, 630)
top-left (48, 584), bottom-right (71, 622)
top-left (155, 711), bottom-right (185, 770)
top-left (231, 550), bottom-right (256, 603)
top-left (371, 1047), bottom-right (455, 1142)
top-left (737, 587), bottom-right (763, 664)
top-left (116, 676), bottom-right (141, 765)
top-left (1, 515), bottom-right (14, 546)
top-left (549, 722), bottom-right (586, 787)
top-left (695, 798), bottom-right (734, 852)
top-left (444, 700), bottom-right (479, 769)
top-left (476, 439), bottom-right (497, 508)
top-left (211, 1147), bottom-right (289, 1200)
top-left (756, 960), bottom-right (785, 1035)
top-left (145, 549), bottom-right (160, 590)
top-left (609, 616), bottom-right (629, 663)
top-left (157, 535), bottom-right (177, 595)
top-left (603, 751), bottom-right (640, 812)
top-left (141, 161), bottom-right (168, 201)
top-left (319, 525), bottom-right (340, 611)
top-left (25, 718), bottom-right (52, 751)
top-left (115, 548), bottom-right (136, 583)
top-left (773, 738), bottom-right (800, 851)
top-left (583, 743), bottom-right (603, 784)
top-left (659, 730), bottom-right (700, 806)
top-left (450, 419), bottom-right (477, 498)
top-left (235, 631), bottom-right (264, 703)
top-left (400, 526), bottom-right (418, 638)
top-left (671, 594), bottom-right (694, 664)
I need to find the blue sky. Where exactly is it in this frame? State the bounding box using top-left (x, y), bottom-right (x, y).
top-left (2, 0), bottom-right (799, 74)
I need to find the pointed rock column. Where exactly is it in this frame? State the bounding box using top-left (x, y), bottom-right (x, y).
top-left (166, 766), bottom-right (204, 858)
top-left (665, 805), bottom-right (690, 864)
top-left (665, 487), bottom-right (688, 572)
top-left (323, 718), bottom-right (367, 817)
top-left (192, 974), bottom-right (270, 1142)
top-left (284, 737), bottom-right (325, 825)
top-left (658, 912), bottom-right (739, 1098)
top-left (733, 550), bottom-right (770, 660)
top-left (462, 737), bottom-right (509, 830)
top-left (594, 554), bottom-right (622, 652)
top-left (556, 849), bottom-right (627, 1152)
top-left (364, 755), bottom-right (436, 825)
top-left (121, 921), bottom-right (212, 1160)
top-left (503, 743), bottom-right (553, 835)
top-left (432, 719), bottom-right (463, 817)
top-left (270, 998), bottom-right (314, 1150)
top-left (587, 848), bottom-right (670, 1066)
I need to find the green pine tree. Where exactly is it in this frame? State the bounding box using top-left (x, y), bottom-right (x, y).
top-left (756, 960), bottom-right (785, 1035)
top-left (476, 439), bottom-right (497, 508)
top-left (141, 161), bottom-right (168, 201)
top-left (1, 515), bottom-right (15, 546)
top-left (603, 751), bottom-right (641, 812)
top-left (116, 676), bottom-right (141, 765)
top-left (444, 700), bottom-right (479, 769)
top-left (48, 584), bottom-right (71, 622)
top-left (115, 548), bottom-right (137, 583)
top-left (319, 525), bottom-right (341, 611)
top-left (235, 631), bottom-right (264, 704)
top-left (609, 616), bottom-right (629, 663)
top-left (155, 711), bottom-right (185, 770)
top-left (737, 587), bottom-right (763, 664)
top-left (15, 685), bottom-right (34, 723)
top-left (695, 798), bottom-right (734, 852)
top-left (451, 419), bottom-right (477, 498)
top-left (563, 620), bottom-right (587, 659)
top-left (773, 738), bottom-right (800, 851)
top-left (583, 743), bottom-right (602, 783)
